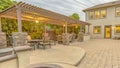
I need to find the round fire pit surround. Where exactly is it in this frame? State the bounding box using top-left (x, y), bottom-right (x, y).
top-left (28, 64), bottom-right (63, 68)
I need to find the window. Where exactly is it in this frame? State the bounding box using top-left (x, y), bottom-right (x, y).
top-left (115, 25), bottom-right (120, 33)
top-left (88, 9), bottom-right (106, 20)
top-left (116, 7), bottom-right (120, 16)
top-left (93, 26), bottom-right (101, 34)
top-left (95, 10), bottom-right (100, 19)
top-left (100, 10), bottom-right (106, 18)
top-left (89, 11), bottom-right (94, 20)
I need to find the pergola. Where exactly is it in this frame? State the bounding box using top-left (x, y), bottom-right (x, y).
top-left (0, 1), bottom-right (90, 34)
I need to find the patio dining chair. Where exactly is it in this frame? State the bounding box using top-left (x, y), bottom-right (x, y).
top-left (69, 34), bottom-right (73, 42)
top-left (38, 35), bottom-right (51, 49)
top-left (57, 35), bottom-right (62, 43)
top-left (71, 33), bottom-right (76, 42)
top-left (77, 32), bottom-right (84, 42)
top-left (27, 41), bottom-right (36, 50)
top-left (27, 35), bottom-right (36, 50)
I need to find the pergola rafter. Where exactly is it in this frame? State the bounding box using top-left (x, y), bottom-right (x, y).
top-left (0, 1), bottom-right (90, 33)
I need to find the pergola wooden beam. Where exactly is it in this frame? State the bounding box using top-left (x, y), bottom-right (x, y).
top-left (0, 2), bottom-right (90, 25)
top-left (0, 1), bottom-right (90, 33)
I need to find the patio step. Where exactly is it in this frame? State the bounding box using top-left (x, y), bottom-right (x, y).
top-left (0, 47), bottom-right (17, 62)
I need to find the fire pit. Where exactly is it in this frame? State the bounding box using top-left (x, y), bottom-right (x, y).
top-left (28, 64), bottom-right (63, 68)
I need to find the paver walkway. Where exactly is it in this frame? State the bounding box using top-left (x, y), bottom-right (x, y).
top-left (75, 39), bottom-right (120, 68)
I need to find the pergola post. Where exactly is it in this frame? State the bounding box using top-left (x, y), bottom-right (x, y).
top-left (44, 23), bottom-right (46, 34)
top-left (62, 26), bottom-right (64, 33)
top-left (80, 25), bottom-right (83, 32)
top-left (65, 20), bottom-right (69, 45)
top-left (62, 24), bottom-right (65, 33)
top-left (65, 21), bottom-right (68, 34)
top-left (0, 17), bottom-right (2, 32)
top-left (72, 26), bottom-right (74, 33)
top-left (16, 5), bottom-right (22, 32)
top-left (88, 25), bottom-right (90, 34)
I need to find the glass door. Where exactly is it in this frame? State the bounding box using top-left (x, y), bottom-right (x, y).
top-left (105, 26), bottom-right (111, 38)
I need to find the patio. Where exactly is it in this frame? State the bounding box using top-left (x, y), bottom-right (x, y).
top-left (1, 0), bottom-right (120, 68)
top-left (0, 1), bottom-right (90, 68)
top-left (73, 39), bottom-right (120, 68)
top-left (29, 45), bottom-right (85, 68)
top-left (1, 38), bottom-right (120, 68)
top-left (11, 38), bottom-right (118, 68)
top-left (0, 1), bottom-right (90, 48)
top-left (0, 43), bottom-right (86, 68)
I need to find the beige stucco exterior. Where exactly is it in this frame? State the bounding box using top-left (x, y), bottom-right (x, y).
top-left (85, 6), bottom-right (120, 39)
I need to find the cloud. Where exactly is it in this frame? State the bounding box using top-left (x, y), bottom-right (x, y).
top-left (17, 0), bottom-right (116, 21)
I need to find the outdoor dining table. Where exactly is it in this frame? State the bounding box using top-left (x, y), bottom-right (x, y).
top-left (30, 39), bottom-right (43, 43)
top-left (28, 39), bottom-right (52, 50)
top-left (28, 39), bottom-right (43, 50)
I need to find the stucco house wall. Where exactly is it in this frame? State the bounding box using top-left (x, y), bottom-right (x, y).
top-left (85, 6), bottom-right (120, 39)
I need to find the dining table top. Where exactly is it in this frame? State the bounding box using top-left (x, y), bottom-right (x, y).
top-left (28, 39), bottom-right (43, 43)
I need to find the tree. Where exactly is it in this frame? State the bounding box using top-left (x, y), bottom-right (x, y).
top-left (0, 0), bottom-right (17, 36)
top-left (70, 13), bottom-right (80, 20)
top-left (0, 0), bottom-right (44, 39)
top-left (70, 13), bottom-right (80, 34)
top-left (0, 0), bottom-right (16, 11)
top-left (0, 0), bottom-right (63, 39)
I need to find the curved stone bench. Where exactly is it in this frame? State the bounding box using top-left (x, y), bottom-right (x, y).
top-left (0, 46), bottom-right (32, 68)
top-left (0, 49), bottom-right (13, 57)
top-left (0, 54), bottom-right (16, 62)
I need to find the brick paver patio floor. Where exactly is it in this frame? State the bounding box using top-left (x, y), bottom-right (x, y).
top-left (76, 39), bottom-right (120, 68)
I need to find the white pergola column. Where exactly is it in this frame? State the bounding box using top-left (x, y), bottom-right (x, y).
top-left (62, 24), bottom-right (65, 33)
top-left (44, 23), bottom-right (46, 34)
top-left (16, 5), bottom-right (22, 32)
top-left (62, 26), bottom-right (64, 33)
top-left (0, 17), bottom-right (2, 32)
top-left (88, 25), bottom-right (90, 34)
top-left (65, 20), bottom-right (69, 45)
top-left (65, 21), bottom-right (68, 34)
top-left (80, 25), bottom-right (83, 32)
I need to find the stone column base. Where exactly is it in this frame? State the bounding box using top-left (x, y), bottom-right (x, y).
top-left (12, 32), bottom-right (28, 47)
top-left (62, 33), bottom-right (70, 45)
top-left (0, 32), bottom-right (7, 49)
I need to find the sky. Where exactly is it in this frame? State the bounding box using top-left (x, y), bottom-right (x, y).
top-left (17, 0), bottom-right (118, 21)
